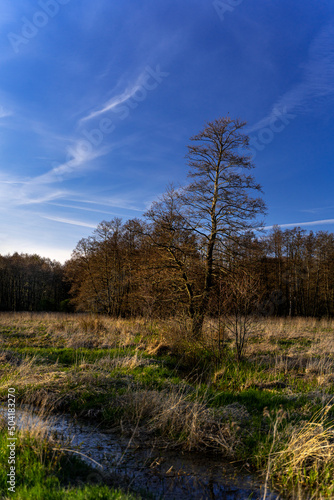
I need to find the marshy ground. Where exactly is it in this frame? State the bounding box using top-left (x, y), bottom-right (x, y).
top-left (0, 313), bottom-right (334, 499)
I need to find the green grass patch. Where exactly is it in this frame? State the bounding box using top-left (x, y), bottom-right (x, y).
top-left (208, 388), bottom-right (291, 413)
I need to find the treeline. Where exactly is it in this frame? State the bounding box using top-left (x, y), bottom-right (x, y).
top-left (1, 224), bottom-right (334, 318)
top-left (0, 253), bottom-right (70, 312)
top-left (64, 220), bottom-right (334, 319)
top-left (259, 226), bottom-right (334, 317)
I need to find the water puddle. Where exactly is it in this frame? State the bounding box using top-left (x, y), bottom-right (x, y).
top-left (2, 406), bottom-right (281, 499)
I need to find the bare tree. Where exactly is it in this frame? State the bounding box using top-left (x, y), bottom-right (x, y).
top-left (144, 185), bottom-right (204, 321)
top-left (66, 219), bottom-right (132, 316)
top-left (223, 271), bottom-right (263, 361)
top-left (146, 116), bottom-right (266, 337)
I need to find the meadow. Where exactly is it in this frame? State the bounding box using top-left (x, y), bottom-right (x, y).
top-left (0, 312), bottom-right (334, 499)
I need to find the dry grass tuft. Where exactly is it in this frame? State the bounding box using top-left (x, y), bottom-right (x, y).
top-left (116, 388), bottom-right (241, 456)
top-left (1, 402), bottom-right (66, 453)
top-left (0, 355), bottom-right (63, 391)
top-left (270, 404), bottom-right (334, 497)
top-left (96, 352), bottom-right (157, 370)
top-left (146, 342), bottom-right (172, 356)
top-left (305, 356), bottom-right (334, 376)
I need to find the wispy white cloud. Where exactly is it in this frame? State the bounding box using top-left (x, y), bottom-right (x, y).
top-left (248, 23), bottom-right (334, 133)
top-left (69, 195), bottom-right (143, 212)
top-left (47, 202), bottom-right (122, 216)
top-left (41, 215), bottom-right (97, 229)
top-left (299, 205), bottom-right (334, 215)
top-left (0, 173), bottom-right (68, 208)
top-left (18, 190), bottom-right (68, 206)
top-left (264, 219), bottom-right (334, 230)
top-left (80, 71), bottom-right (146, 123)
top-left (30, 141), bottom-right (109, 186)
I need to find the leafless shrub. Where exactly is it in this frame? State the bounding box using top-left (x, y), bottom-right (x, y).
top-left (222, 272), bottom-right (263, 361)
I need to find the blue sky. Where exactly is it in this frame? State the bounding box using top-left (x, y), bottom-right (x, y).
top-left (0, 0), bottom-right (334, 262)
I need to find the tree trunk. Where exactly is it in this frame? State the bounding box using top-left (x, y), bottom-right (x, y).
top-left (191, 308), bottom-right (205, 339)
